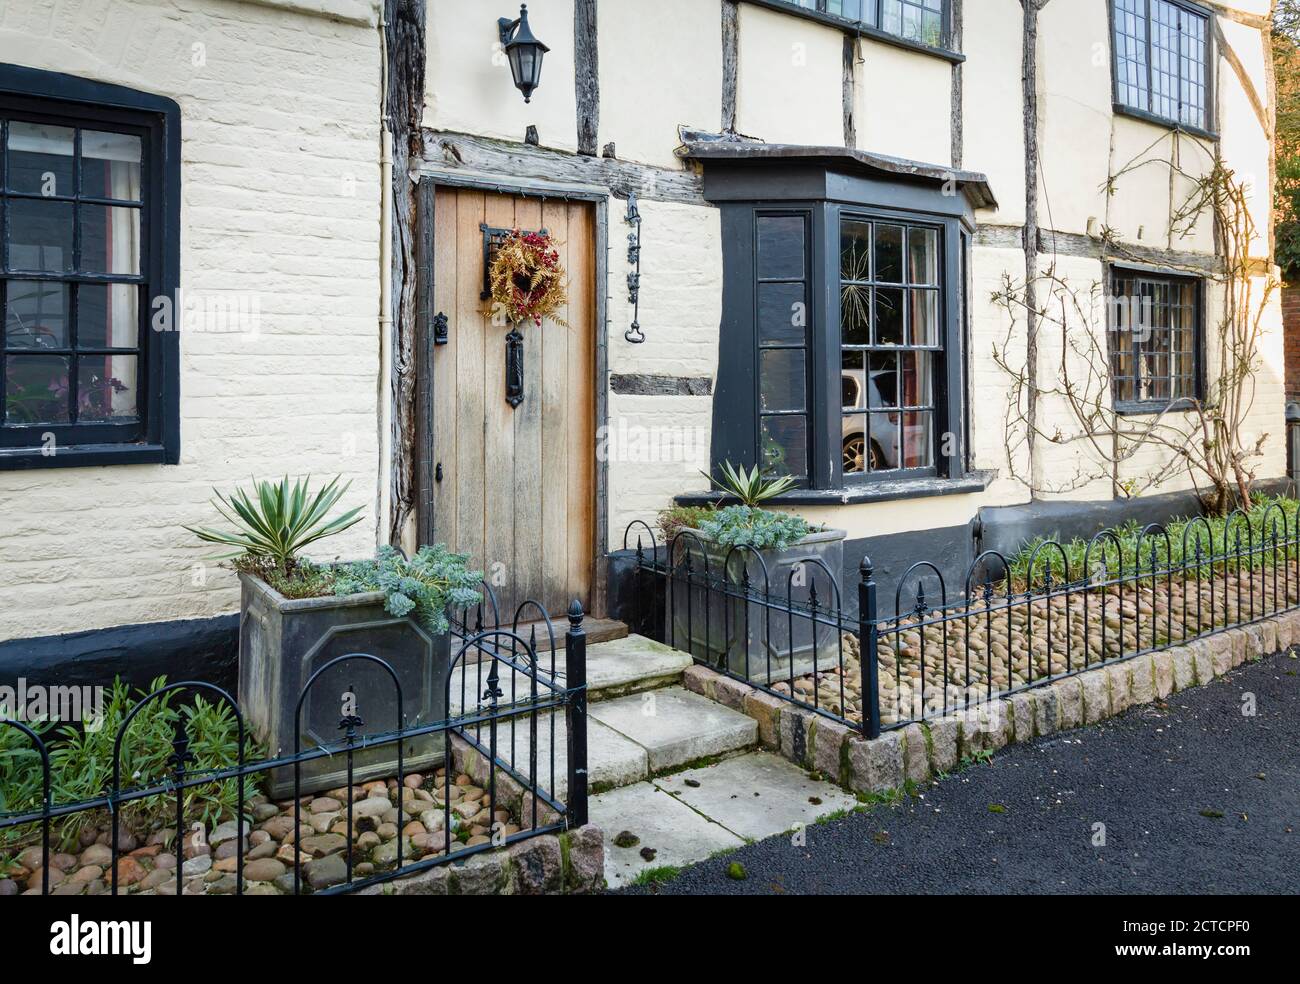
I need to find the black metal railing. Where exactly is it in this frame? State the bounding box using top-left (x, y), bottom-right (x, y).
top-left (627, 505), bottom-right (1300, 741)
top-left (0, 596), bottom-right (589, 897)
top-left (624, 521), bottom-right (862, 732)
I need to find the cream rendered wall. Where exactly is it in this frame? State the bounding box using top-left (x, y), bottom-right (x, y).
top-left (598, 0), bottom-right (722, 168)
top-left (967, 244), bottom-right (1032, 504)
top-left (855, 36), bottom-right (951, 166)
top-left (425, 0), bottom-right (578, 153)
top-left (0, 0), bottom-right (383, 642)
top-left (1033, 1), bottom-right (1270, 256)
top-left (1027, 254), bottom-right (1117, 503)
top-left (1035, 0), bottom-right (1113, 240)
top-left (1109, 275), bottom-right (1287, 498)
top-left (788, 491), bottom-right (982, 541)
top-left (991, 0), bottom-right (1288, 508)
top-left (605, 198), bottom-right (722, 548)
top-left (735, 2), bottom-right (843, 146)
top-left (1217, 16), bottom-right (1276, 254)
top-left (962, 0), bottom-right (1024, 226)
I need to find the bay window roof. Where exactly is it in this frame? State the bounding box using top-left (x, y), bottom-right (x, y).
top-left (676, 134), bottom-right (998, 212)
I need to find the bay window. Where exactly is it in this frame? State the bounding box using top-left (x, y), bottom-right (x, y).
top-left (705, 152), bottom-right (980, 501)
top-left (840, 217), bottom-right (942, 477)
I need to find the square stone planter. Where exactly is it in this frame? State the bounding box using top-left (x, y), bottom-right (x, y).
top-left (238, 574), bottom-right (450, 798)
top-left (666, 528), bottom-right (846, 685)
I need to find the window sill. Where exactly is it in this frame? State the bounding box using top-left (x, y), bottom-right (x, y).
top-left (0, 442), bottom-right (172, 470)
top-left (742, 0), bottom-right (965, 64)
top-left (1112, 103), bottom-right (1218, 142)
top-left (1113, 398), bottom-right (1200, 417)
top-left (676, 469), bottom-right (996, 508)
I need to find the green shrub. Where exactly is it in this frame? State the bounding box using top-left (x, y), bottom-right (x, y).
top-left (333, 544), bottom-right (483, 635)
top-left (233, 554), bottom-right (338, 599)
top-left (1, 676), bottom-right (257, 853)
top-left (0, 717), bottom-right (53, 816)
top-left (1007, 495), bottom-right (1300, 587)
top-left (656, 504), bottom-right (716, 543)
top-left (701, 461), bottom-right (796, 507)
top-left (185, 474), bottom-right (363, 576)
top-left (698, 505), bottom-right (814, 551)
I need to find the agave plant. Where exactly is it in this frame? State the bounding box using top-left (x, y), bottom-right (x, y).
top-left (700, 461), bottom-right (796, 507)
top-left (185, 475), bottom-right (364, 574)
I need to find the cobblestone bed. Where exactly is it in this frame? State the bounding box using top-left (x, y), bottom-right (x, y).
top-left (0, 764), bottom-right (528, 896)
top-left (777, 569), bottom-right (1299, 726)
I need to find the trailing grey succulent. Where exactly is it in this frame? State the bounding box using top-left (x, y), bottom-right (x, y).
top-left (698, 505), bottom-right (813, 551)
top-left (333, 544), bottom-right (483, 635)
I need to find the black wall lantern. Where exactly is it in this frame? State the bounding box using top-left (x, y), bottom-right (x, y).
top-left (498, 4), bottom-right (549, 104)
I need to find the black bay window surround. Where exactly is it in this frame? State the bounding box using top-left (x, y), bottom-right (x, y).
top-left (0, 64), bottom-right (179, 470)
top-left (706, 154), bottom-right (985, 504)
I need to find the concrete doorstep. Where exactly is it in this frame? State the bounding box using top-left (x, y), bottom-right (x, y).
top-left (592, 751), bottom-right (857, 889)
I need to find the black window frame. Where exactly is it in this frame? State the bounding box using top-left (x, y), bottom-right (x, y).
top-left (709, 163), bottom-right (970, 499)
top-left (746, 0), bottom-right (962, 64)
top-left (0, 63), bottom-right (179, 470)
top-left (753, 209), bottom-right (815, 482)
top-left (837, 209), bottom-right (947, 483)
top-left (1106, 263), bottom-right (1205, 416)
top-left (1108, 0), bottom-right (1217, 139)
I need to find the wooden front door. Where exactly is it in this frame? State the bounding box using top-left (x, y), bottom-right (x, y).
top-left (428, 187), bottom-right (596, 619)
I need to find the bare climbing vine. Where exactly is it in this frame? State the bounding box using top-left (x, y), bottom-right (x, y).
top-left (992, 136), bottom-right (1278, 516)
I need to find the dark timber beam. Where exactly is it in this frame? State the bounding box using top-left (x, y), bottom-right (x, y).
top-left (1021, 0), bottom-right (1043, 490)
top-left (843, 35), bottom-right (857, 148)
top-left (610, 373), bottom-right (715, 397)
top-left (722, 0), bottom-right (739, 132)
top-left (385, 0), bottom-right (427, 547)
top-left (575, 0), bottom-right (599, 155)
top-left (976, 223), bottom-right (1225, 276)
top-left (950, 0), bottom-right (963, 168)
top-left (422, 130), bottom-right (706, 204)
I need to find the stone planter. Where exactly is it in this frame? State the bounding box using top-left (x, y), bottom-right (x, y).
top-left (666, 528), bottom-right (846, 685)
top-left (238, 574), bottom-right (450, 798)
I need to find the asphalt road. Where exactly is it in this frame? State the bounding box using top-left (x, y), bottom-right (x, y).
top-left (620, 650), bottom-right (1300, 895)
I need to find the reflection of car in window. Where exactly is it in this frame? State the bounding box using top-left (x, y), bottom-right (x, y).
top-left (840, 370), bottom-right (923, 474)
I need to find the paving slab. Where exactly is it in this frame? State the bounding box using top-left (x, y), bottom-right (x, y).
top-left (589, 782), bottom-right (744, 888)
top-left (589, 687), bottom-right (758, 772)
top-left (652, 751), bottom-right (858, 842)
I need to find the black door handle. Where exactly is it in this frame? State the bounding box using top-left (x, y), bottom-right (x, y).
top-left (433, 312), bottom-right (449, 345)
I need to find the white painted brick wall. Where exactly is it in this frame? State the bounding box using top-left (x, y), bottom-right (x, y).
top-left (0, 0), bottom-right (383, 641)
top-left (605, 200), bottom-right (722, 549)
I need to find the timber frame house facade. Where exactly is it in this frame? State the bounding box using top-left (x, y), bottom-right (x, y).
top-left (0, 0), bottom-right (1286, 675)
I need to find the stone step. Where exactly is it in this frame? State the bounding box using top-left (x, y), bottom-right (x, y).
top-left (471, 713), bottom-right (649, 802)
top-left (468, 686), bottom-right (758, 801)
top-left (584, 635), bottom-right (694, 701)
top-left (511, 616), bottom-right (628, 647)
top-left (588, 687), bottom-right (758, 773)
top-left (450, 634), bottom-right (693, 713)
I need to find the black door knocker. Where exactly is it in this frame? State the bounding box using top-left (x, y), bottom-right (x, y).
top-left (505, 325), bottom-right (525, 408)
